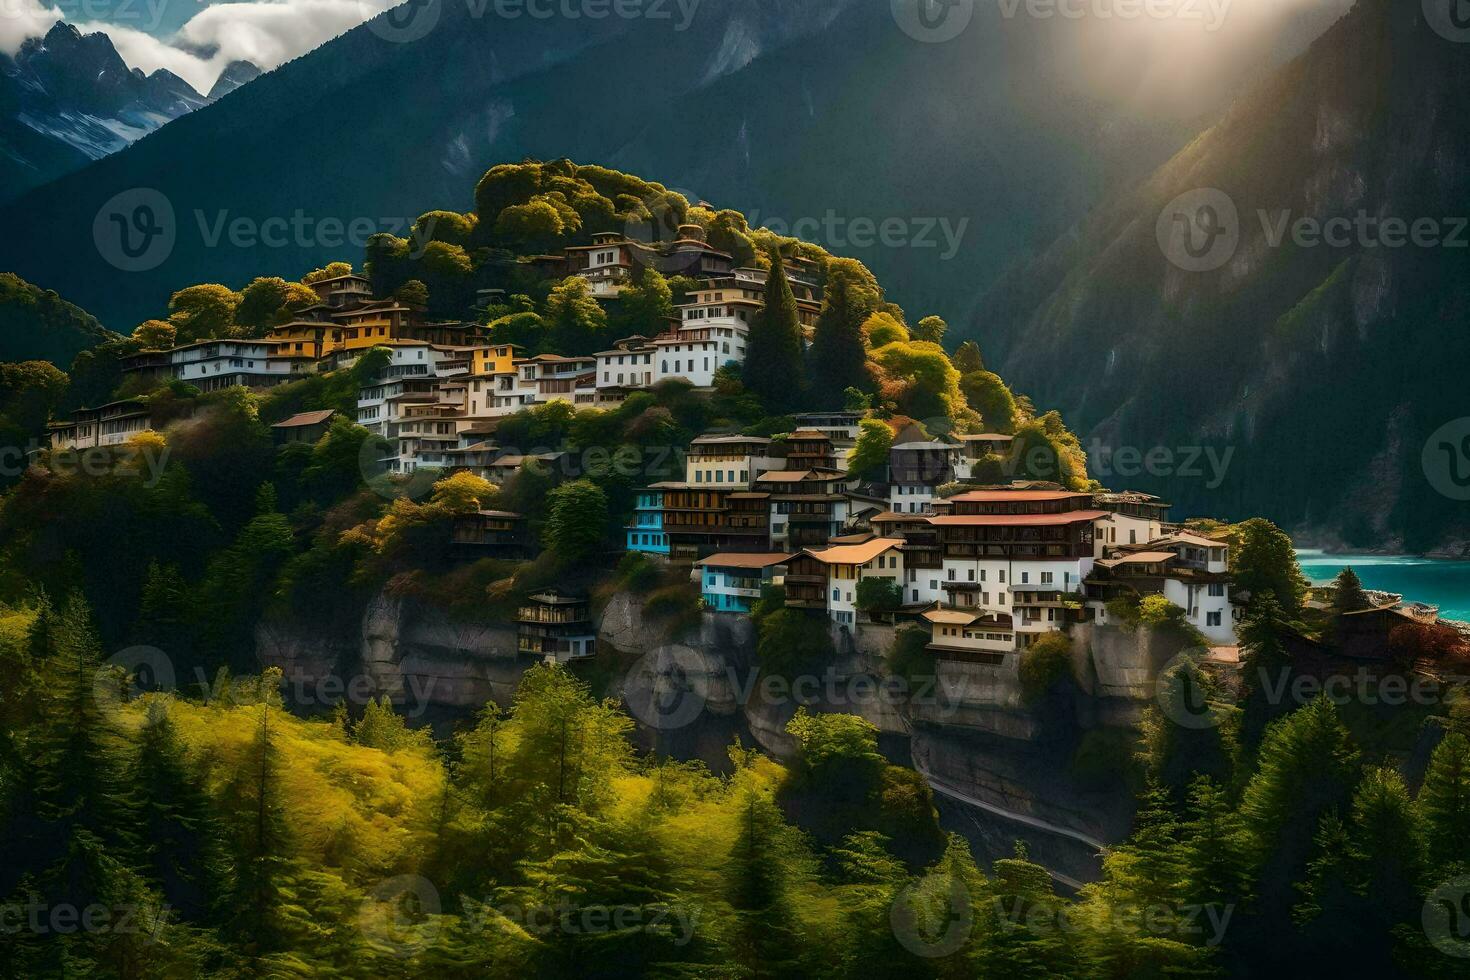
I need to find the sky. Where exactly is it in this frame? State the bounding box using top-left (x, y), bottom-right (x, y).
top-left (1, 0), bottom-right (395, 93)
top-left (1, 0), bottom-right (1357, 100)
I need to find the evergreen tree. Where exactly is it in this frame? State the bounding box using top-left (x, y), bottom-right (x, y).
top-left (130, 701), bottom-right (230, 921)
top-left (1237, 696), bottom-right (1360, 941)
top-left (542, 479), bottom-right (610, 561)
top-left (725, 790), bottom-right (804, 977)
top-left (1177, 776), bottom-right (1252, 915)
top-left (809, 274), bottom-right (872, 406)
top-left (1228, 518), bottom-right (1308, 613)
top-left (1331, 565), bottom-right (1371, 614)
top-left (220, 698), bottom-right (296, 959)
top-left (1418, 731), bottom-right (1470, 873)
top-left (743, 249), bottom-right (806, 414)
top-left (976, 842), bottom-right (1088, 978)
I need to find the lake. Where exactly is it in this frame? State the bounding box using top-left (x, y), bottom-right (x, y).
top-left (1297, 551), bottom-right (1470, 622)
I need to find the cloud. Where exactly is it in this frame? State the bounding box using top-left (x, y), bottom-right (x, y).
top-left (0, 0), bottom-right (63, 55)
top-left (5, 0), bottom-right (397, 94)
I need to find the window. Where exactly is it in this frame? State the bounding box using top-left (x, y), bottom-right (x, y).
top-left (1209, 583), bottom-right (1226, 597)
top-left (1207, 611), bottom-right (1222, 627)
top-left (1041, 572), bottom-right (1054, 585)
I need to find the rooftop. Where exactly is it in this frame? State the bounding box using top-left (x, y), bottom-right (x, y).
top-left (696, 552), bottom-right (791, 570)
top-left (271, 410), bottom-right (336, 429)
top-left (801, 537), bottom-right (905, 566)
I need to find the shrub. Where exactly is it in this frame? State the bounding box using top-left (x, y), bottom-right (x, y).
top-left (1018, 632), bottom-right (1073, 705)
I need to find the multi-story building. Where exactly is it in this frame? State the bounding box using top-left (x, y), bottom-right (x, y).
top-left (168, 339), bottom-right (297, 391)
top-left (921, 608), bottom-right (1016, 664)
top-left (782, 430), bottom-right (838, 471)
top-left (595, 338), bottom-right (656, 390)
top-left (658, 483), bottom-right (772, 561)
top-left (450, 509), bottom-right (530, 558)
top-left (627, 487), bottom-right (670, 556)
top-left (758, 469), bottom-right (852, 551)
top-left (888, 441), bottom-right (959, 515)
top-left (1094, 491), bottom-right (1171, 548)
top-left (516, 591), bottom-right (596, 663)
top-left (308, 272), bottom-right (374, 308)
top-left (47, 399), bottom-right (153, 451)
top-left (685, 435), bottom-right (776, 488)
top-left (1085, 532), bottom-right (1236, 643)
top-left (784, 537), bottom-right (906, 627)
top-left (697, 553), bottom-right (789, 613)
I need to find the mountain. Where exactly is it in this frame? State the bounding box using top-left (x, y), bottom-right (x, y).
top-left (207, 60), bottom-right (263, 101)
top-left (0, 273), bottom-right (116, 365)
top-left (977, 0), bottom-right (1470, 553)
top-left (0, 23), bottom-right (260, 205)
top-left (0, 0), bottom-right (1347, 335)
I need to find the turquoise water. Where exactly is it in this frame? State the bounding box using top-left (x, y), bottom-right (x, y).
top-left (1297, 551), bottom-right (1470, 622)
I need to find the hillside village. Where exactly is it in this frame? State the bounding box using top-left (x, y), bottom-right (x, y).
top-left (40, 223), bottom-right (1265, 667)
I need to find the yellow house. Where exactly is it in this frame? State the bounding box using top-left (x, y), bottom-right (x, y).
top-left (469, 344), bottom-right (523, 377)
top-left (266, 320), bottom-right (343, 359)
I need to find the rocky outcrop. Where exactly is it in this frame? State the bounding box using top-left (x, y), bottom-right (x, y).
top-left (259, 588), bottom-right (1181, 882)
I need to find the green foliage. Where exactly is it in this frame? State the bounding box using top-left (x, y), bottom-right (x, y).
top-left (846, 418), bottom-right (893, 481)
top-left (235, 276), bottom-right (317, 334)
top-left (543, 277), bottom-right (608, 356)
top-left (542, 479), bottom-right (609, 561)
top-left (1017, 631), bottom-right (1073, 705)
top-left (0, 272), bottom-right (114, 365)
top-left (862, 311), bottom-right (908, 347)
top-left (167, 283), bottom-right (242, 343)
top-left (854, 576), bottom-right (902, 616)
top-left (808, 272), bottom-right (874, 408)
top-left (1332, 566), bottom-right (1371, 614)
top-left (743, 248), bottom-right (806, 414)
top-left (959, 369), bottom-right (1016, 433)
top-left (1227, 517), bottom-right (1308, 613)
top-left (614, 265), bottom-right (674, 335)
top-left (871, 340), bottom-right (963, 424)
top-left (756, 608), bottom-right (833, 679)
top-left (913, 315), bottom-right (948, 345)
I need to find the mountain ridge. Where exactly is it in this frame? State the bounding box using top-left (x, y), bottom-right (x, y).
top-left (976, 0), bottom-right (1470, 551)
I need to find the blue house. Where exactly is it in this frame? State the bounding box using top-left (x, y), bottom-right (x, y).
top-left (697, 553), bottom-right (790, 613)
top-left (626, 487), bottom-right (670, 555)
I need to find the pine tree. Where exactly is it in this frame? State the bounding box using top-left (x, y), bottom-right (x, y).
top-left (1238, 696), bottom-right (1360, 929)
top-left (221, 700), bottom-right (296, 959)
top-left (725, 790), bottom-right (804, 977)
top-left (1331, 566), bottom-right (1371, 614)
top-left (34, 593), bottom-right (138, 871)
top-left (1418, 731), bottom-right (1470, 870)
top-left (743, 249), bottom-right (806, 414)
top-left (809, 273), bottom-right (872, 407)
top-left (976, 842), bottom-right (1088, 978)
top-left (130, 701), bottom-right (230, 921)
top-left (1177, 776), bottom-right (1252, 914)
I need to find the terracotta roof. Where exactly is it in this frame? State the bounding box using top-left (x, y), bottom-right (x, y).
top-left (696, 553), bottom-right (791, 570)
top-left (871, 511), bottom-right (931, 523)
top-left (801, 538), bottom-right (905, 566)
top-left (755, 470), bottom-right (815, 483)
top-left (957, 433), bottom-right (1014, 442)
top-left (271, 410), bottom-right (336, 428)
top-left (927, 510), bottom-right (1110, 527)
